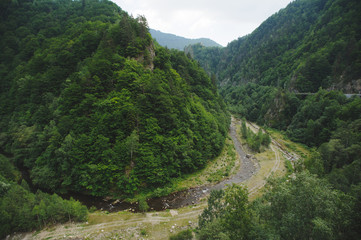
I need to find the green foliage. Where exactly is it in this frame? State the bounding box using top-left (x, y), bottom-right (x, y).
top-left (0, 154), bottom-right (18, 181)
top-left (349, 183), bottom-right (361, 237)
top-left (0, 184), bottom-right (88, 239)
top-left (198, 219), bottom-right (230, 240)
top-left (138, 196), bottom-right (149, 213)
top-left (253, 172), bottom-right (352, 240)
top-left (284, 159), bottom-right (294, 174)
top-left (240, 120), bottom-right (271, 152)
top-left (191, 0), bottom-right (361, 179)
top-left (185, 44), bottom-right (223, 76)
top-left (303, 150), bottom-right (325, 176)
top-left (198, 185), bottom-right (252, 240)
top-left (287, 90), bottom-right (348, 146)
top-left (222, 185), bottom-right (252, 240)
top-left (199, 173), bottom-right (357, 240)
top-left (0, 0), bottom-right (229, 198)
top-left (220, 84), bottom-right (299, 129)
top-left (140, 228), bottom-right (147, 236)
top-left (169, 229), bottom-right (193, 240)
top-left (198, 189), bottom-right (225, 229)
top-left (190, 1), bottom-right (361, 239)
top-left (222, 86), bottom-right (361, 208)
top-left (241, 120), bottom-right (248, 138)
top-left (0, 177), bottom-right (11, 198)
top-left (125, 130), bottom-right (139, 162)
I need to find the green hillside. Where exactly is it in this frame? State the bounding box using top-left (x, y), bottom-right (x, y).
top-left (190, 0), bottom-right (361, 93)
top-left (190, 0), bottom-right (361, 137)
top-left (0, 0), bottom-right (230, 236)
top-left (191, 1), bottom-right (361, 239)
top-left (0, 0), bottom-right (229, 198)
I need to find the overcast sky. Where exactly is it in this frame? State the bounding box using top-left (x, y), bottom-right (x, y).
top-left (113, 0), bottom-right (292, 46)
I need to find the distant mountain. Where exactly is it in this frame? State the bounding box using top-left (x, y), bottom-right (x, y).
top-left (150, 29), bottom-right (222, 50)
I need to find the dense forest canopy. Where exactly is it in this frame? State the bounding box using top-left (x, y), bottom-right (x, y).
top-left (0, 0), bottom-right (229, 196)
top-left (0, 0), bottom-right (230, 236)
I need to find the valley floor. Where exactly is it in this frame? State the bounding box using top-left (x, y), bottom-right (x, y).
top-left (11, 117), bottom-right (298, 240)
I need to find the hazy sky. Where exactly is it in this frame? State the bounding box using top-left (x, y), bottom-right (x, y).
top-left (113, 0), bottom-right (292, 46)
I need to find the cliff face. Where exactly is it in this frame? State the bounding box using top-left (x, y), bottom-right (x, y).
top-left (331, 79), bottom-right (361, 93)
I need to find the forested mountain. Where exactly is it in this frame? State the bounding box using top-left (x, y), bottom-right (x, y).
top-left (0, 0), bottom-right (229, 236)
top-left (190, 0), bottom-right (361, 239)
top-left (189, 0), bottom-right (361, 144)
top-left (0, 0), bottom-right (229, 196)
top-left (150, 29), bottom-right (222, 50)
top-left (189, 0), bottom-right (361, 93)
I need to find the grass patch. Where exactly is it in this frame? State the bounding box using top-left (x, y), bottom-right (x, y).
top-left (77, 204), bottom-right (203, 240)
top-left (266, 128), bottom-right (310, 158)
top-left (284, 159), bottom-right (293, 173)
top-left (140, 228), bottom-right (147, 236)
top-left (207, 142), bottom-right (237, 182)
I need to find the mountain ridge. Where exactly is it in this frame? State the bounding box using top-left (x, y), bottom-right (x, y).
top-left (150, 28), bottom-right (222, 50)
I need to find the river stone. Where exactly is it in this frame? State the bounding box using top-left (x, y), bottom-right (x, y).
top-left (170, 210), bottom-right (178, 216)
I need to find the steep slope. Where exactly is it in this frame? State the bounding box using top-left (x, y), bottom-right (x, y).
top-left (0, 0), bottom-right (229, 199)
top-left (190, 0), bottom-right (361, 93)
top-left (189, 0), bottom-right (361, 133)
top-left (150, 29), bottom-right (222, 50)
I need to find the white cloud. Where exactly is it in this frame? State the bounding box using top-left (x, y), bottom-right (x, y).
top-left (113, 0), bottom-right (292, 46)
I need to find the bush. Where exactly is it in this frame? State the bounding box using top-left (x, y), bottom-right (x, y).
top-left (138, 196), bottom-right (149, 212)
top-left (169, 229), bottom-right (193, 240)
top-left (0, 185), bottom-right (88, 239)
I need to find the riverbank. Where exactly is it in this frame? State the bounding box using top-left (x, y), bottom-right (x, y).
top-left (61, 122), bottom-right (241, 213)
top-left (10, 117), bottom-right (299, 240)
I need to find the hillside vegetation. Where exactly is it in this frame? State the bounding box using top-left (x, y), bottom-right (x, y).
top-left (189, 0), bottom-right (361, 93)
top-left (1, 0), bottom-right (361, 239)
top-left (0, 0), bottom-right (229, 237)
top-left (190, 0), bottom-right (361, 155)
top-left (190, 0), bottom-right (361, 239)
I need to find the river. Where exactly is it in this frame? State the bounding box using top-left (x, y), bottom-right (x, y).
top-left (69, 117), bottom-right (259, 212)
